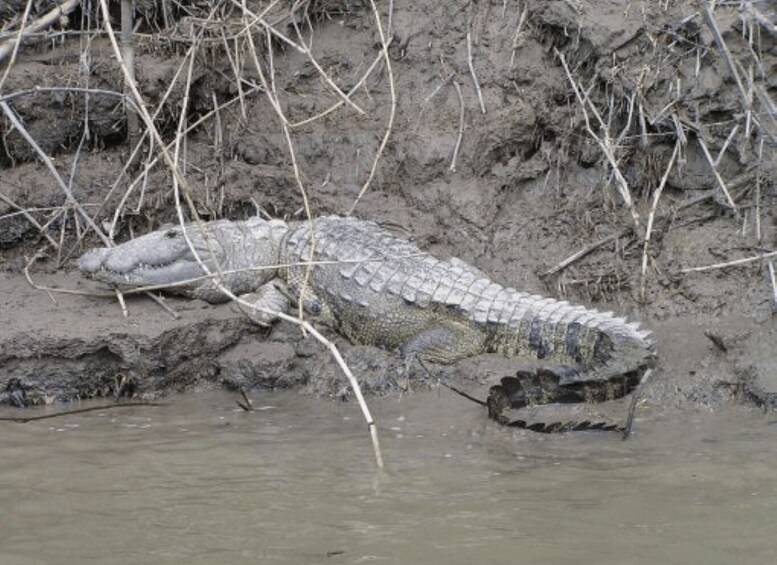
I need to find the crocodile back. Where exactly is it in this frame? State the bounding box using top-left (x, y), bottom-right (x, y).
top-left (280, 215), bottom-right (497, 312)
top-left (280, 216), bottom-right (655, 375)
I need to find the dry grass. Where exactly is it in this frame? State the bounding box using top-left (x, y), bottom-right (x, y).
top-left (549, 1), bottom-right (775, 305)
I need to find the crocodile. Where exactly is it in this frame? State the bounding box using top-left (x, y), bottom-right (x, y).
top-left (78, 215), bottom-right (656, 421)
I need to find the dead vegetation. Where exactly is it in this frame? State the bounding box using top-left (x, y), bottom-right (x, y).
top-left (1, 2), bottom-right (774, 285)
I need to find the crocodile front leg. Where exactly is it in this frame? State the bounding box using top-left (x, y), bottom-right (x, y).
top-left (238, 280), bottom-right (291, 326)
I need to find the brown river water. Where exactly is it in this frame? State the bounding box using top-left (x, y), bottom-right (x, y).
top-left (2, 390), bottom-right (776, 564)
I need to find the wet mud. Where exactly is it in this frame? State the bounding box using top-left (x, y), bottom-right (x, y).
top-left (1, 0), bottom-right (776, 426)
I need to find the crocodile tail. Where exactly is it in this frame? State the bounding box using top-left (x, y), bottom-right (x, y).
top-left (493, 291), bottom-right (656, 378)
top-left (584, 312), bottom-right (656, 379)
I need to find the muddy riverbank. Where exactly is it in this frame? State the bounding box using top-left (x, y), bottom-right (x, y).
top-left (1, 1), bottom-right (776, 424)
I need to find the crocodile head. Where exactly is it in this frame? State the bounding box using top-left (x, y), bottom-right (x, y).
top-left (78, 217), bottom-right (288, 302)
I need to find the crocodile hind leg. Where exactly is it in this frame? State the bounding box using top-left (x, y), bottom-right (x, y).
top-left (398, 324), bottom-right (487, 364)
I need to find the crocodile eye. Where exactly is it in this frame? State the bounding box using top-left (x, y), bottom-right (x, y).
top-left (165, 230), bottom-right (179, 238)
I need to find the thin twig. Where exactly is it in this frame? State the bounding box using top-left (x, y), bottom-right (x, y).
top-left (246, 23), bottom-right (315, 322)
top-left (220, 31), bottom-right (247, 119)
top-left (715, 123), bottom-right (739, 167)
top-left (423, 72), bottom-right (455, 104)
top-left (144, 292), bottom-right (179, 318)
top-left (417, 358), bottom-right (486, 406)
top-left (291, 24), bottom-right (366, 116)
top-left (114, 288), bottom-right (129, 318)
top-left (614, 92), bottom-right (636, 149)
top-left (211, 90), bottom-right (225, 209)
top-left (303, 319), bottom-right (384, 468)
top-left (467, 30), bottom-right (486, 114)
top-left (681, 250), bottom-right (777, 273)
top-left (755, 137), bottom-right (764, 243)
top-left (347, 0), bottom-right (396, 215)
top-left (167, 26), bottom-right (200, 312)
top-left (637, 101), bottom-right (649, 148)
top-left (509, 6), bottom-right (529, 70)
top-left (697, 134), bottom-right (740, 217)
top-left (622, 368), bottom-right (653, 440)
top-left (701, 2), bottom-right (750, 112)
top-left (63, 50), bottom-right (92, 264)
top-left (0, 0), bottom-right (34, 91)
top-left (0, 402), bottom-right (165, 423)
top-left (640, 140), bottom-right (681, 301)
top-left (236, 388), bottom-right (254, 412)
top-left (450, 80), bottom-right (465, 172)
top-left (542, 229), bottom-right (630, 277)
top-left (766, 261), bottom-right (777, 314)
top-left (0, 86), bottom-right (134, 105)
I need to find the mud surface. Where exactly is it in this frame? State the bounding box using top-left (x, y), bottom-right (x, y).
top-left (1, 1), bottom-right (776, 424)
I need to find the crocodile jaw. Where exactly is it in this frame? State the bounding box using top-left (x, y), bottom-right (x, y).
top-left (78, 227), bottom-right (222, 290)
top-left (79, 217), bottom-right (289, 301)
top-left (79, 250), bottom-right (216, 287)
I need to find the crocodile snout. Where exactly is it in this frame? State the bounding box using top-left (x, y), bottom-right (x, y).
top-left (77, 248), bottom-right (112, 274)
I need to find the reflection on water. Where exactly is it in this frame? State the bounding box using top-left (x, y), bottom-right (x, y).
top-left (1, 390), bottom-right (775, 565)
